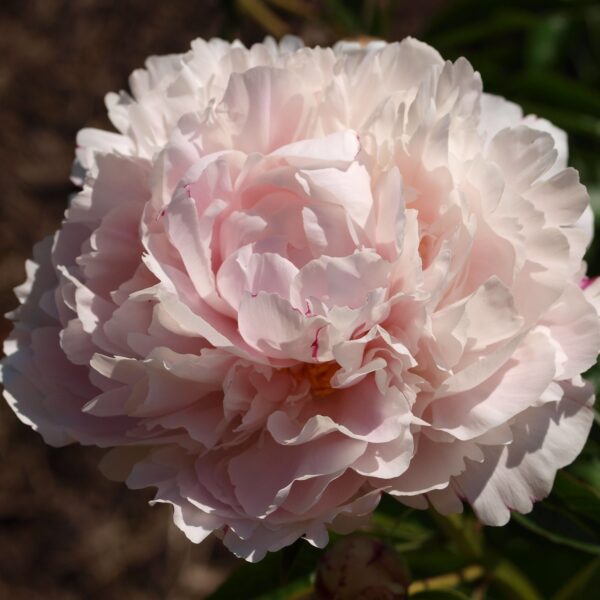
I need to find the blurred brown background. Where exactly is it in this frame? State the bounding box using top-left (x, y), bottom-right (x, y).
top-left (0, 2), bottom-right (444, 598)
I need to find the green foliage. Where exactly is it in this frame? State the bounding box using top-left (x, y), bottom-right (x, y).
top-left (553, 557), bottom-right (600, 600)
top-left (208, 1), bottom-right (600, 598)
top-left (207, 541), bottom-right (319, 599)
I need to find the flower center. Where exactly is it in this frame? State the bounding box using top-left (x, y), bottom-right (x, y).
top-left (288, 362), bottom-right (339, 398)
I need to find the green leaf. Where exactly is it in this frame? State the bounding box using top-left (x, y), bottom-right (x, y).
top-left (404, 547), bottom-right (468, 580)
top-left (569, 437), bottom-right (600, 490)
top-left (515, 71), bottom-right (600, 117)
top-left (553, 556), bottom-right (600, 600)
top-left (428, 512), bottom-right (483, 560)
top-left (371, 511), bottom-right (435, 550)
top-left (526, 14), bottom-right (568, 70)
top-left (513, 507), bottom-right (600, 556)
top-left (371, 498), bottom-right (437, 552)
top-left (490, 559), bottom-right (545, 600)
top-left (588, 360), bottom-right (600, 390)
top-left (362, 0), bottom-right (394, 38)
top-left (206, 542), bottom-right (321, 600)
top-left (323, 0), bottom-right (362, 35)
top-left (486, 525), bottom-right (593, 599)
top-left (427, 9), bottom-right (538, 49)
top-left (376, 493), bottom-right (416, 519)
top-left (552, 471), bottom-right (600, 526)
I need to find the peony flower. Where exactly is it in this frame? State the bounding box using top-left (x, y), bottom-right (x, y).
top-left (2, 36), bottom-right (599, 562)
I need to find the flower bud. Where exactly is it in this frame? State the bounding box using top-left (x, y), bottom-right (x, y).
top-left (315, 535), bottom-right (410, 599)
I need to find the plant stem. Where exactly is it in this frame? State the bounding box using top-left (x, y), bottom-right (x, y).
top-left (408, 564), bottom-right (485, 595)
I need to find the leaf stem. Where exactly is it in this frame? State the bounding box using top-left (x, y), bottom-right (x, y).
top-left (408, 564), bottom-right (485, 595)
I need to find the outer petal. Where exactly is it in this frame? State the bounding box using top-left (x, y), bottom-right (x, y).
top-left (454, 381), bottom-right (594, 525)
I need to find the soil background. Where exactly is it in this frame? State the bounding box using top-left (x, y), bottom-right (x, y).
top-left (0, 1), bottom-right (443, 598)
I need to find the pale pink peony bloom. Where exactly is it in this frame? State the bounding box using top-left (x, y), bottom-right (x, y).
top-left (2, 37), bottom-right (599, 561)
